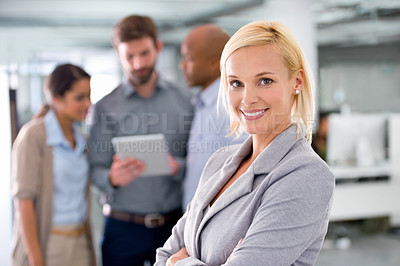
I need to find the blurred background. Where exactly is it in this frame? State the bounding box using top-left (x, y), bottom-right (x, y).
top-left (1, 0), bottom-right (400, 265)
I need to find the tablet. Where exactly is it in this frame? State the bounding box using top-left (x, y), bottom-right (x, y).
top-left (111, 134), bottom-right (171, 177)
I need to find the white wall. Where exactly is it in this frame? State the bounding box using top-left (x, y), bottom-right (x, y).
top-left (319, 43), bottom-right (400, 113)
top-left (262, 0), bottom-right (317, 80)
top-left (0, 72), bottom-right (12, 266)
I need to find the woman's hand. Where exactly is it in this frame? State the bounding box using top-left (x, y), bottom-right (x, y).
top-left (166, 247), bottom-right (189, 266)
top-left (28, 253), bottom-right (44, 266)
top-left (18, 199), bottom-right (44, 266)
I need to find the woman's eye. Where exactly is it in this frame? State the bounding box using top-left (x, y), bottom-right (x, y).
top-left (260, 78), bottom-right (273, 86)
top-left (230, 80), bottom-right (242, 88)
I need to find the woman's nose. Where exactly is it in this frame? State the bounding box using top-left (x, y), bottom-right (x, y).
top-left (241, 87), bottom-right (259, 107)
top-left (85, 98), bottom-right (91, 108)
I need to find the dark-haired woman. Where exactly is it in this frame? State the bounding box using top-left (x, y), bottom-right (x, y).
top-left (11, 64), bottom-right (96, 266)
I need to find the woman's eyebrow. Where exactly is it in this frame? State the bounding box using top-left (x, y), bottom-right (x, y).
top-left (255, 71), bottom-right (277, 77)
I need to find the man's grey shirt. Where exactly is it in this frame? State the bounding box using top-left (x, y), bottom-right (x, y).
top-left (88, 77), bottom-right (193, 214)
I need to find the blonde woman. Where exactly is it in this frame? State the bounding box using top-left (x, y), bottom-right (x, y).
top-left (155, 21), bottom-right (335, 266)
top-left (11, 64), bottom-right (96, 266)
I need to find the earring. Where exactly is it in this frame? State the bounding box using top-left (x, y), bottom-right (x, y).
top-left (295, 89), bottom-right (300, 95)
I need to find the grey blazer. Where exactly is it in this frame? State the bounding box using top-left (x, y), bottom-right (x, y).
top-left (155, 125), bottom-right (335, 266)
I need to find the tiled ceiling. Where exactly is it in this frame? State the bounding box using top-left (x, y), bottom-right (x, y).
top-left (0, 0), bottom-right (400, 63)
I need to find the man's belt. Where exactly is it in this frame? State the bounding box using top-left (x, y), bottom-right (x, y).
top-left (105, 208), bottom-right (182, 228)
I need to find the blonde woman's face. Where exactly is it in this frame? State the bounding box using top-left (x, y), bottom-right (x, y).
top-left (226, 45), bottom-right (302, 137)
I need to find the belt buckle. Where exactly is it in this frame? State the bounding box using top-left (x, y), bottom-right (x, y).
top-left (144, 213), bottom-right (165, 228)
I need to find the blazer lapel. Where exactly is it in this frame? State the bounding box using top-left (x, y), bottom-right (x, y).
top-left (191, 138), bottom-right (253, 253)
top-left (201, 166), bottom-right (255, 222)
top-left (188, 125), bottom-right (302, 257)
top-left (252, 125), bottom-right (300, 175)
top-left (206, 160), bottom-right (255, 212)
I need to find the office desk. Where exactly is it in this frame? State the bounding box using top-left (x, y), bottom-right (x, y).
top-left (329, 162), bottom-right (400, 226)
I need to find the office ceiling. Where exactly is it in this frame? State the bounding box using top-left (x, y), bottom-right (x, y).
top-left (1, 0), bottom-right (400, 64)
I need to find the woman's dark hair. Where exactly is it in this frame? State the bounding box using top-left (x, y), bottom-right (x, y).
top-left (47, 63), bottom-right (90, 98)
top-left (112, 15), bottom-right (158, 48)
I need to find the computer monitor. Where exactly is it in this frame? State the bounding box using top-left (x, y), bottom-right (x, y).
top-left (327, 114), bottom-right (387, 167)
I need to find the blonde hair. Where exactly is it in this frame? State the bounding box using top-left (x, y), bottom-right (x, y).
top-left (219, 21), bottom-right (315, 142)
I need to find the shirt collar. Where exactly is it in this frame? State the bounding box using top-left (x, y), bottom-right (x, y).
top-left (44, 109), bottom-right (86, 153)
top-left (121, 75), bottom-right (164, 98)
top-left (229, 124), bottom-right (301, 175)
top-left (72, 123), bottom-right (87, 154)
top-left (121, 78), bottom-right (136, 97)
top-left (45, 109), bottom-right (66, 147)
top-left (194, 78), bottom-right (220, 108)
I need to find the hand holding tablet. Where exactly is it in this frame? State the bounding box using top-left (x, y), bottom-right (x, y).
top-left (111, 134), bottom-right (172, 178)
top-left (109, 155), bottom-right (146, 186)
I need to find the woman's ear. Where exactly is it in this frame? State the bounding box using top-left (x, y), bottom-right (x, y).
top-left (294, 69), bottom-right (304, 93)
top-left (52, 96), bottom-right (60, 104)
top-left (51, 95), bottom-right (64, 109)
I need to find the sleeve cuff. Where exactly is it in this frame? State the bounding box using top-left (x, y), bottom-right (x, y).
top-left (92, 168), bottom-right (116, 195)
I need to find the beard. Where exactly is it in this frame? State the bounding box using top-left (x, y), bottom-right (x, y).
top-left (128, 64), bottom-right (156, 85)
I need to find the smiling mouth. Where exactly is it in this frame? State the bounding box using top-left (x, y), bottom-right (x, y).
top-left (240, 109), bottom-right (268, 118)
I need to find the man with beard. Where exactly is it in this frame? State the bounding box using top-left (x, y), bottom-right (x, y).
top-left (88, 15), bottom-right (193, 266)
